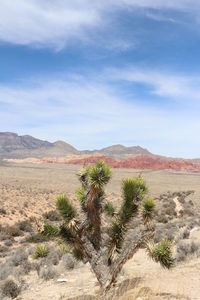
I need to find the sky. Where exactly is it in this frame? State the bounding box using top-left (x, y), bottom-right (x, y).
top-left (1, 1), bottom-right (200, 158)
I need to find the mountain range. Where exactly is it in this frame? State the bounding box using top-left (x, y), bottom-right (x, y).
top-left (0, 132), bottom-right (150, 159)
top-left (1, 132), bottom-right (200, 172)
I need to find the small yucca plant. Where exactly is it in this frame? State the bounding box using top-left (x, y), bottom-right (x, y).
top-left (41, 160), bottom-right (174, 291)
top-left (33, 244), bottom-right (49, 259)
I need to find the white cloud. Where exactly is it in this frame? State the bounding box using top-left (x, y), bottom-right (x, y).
top-left (0, 0), bottom-right (101, 49)
top-left (1, 72), bottom-right (200, 157)
top-left (107, 67), bottom-right (200, 102)
top-left (0, 0), bottom-right (199, 49)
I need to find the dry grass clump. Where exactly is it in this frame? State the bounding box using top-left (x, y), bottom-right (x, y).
top-left (33, 244), bottom-right (49, 259)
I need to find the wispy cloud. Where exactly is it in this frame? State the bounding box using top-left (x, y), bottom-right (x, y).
top-left (0, 0), bottom-right (199, 50)
top-left (107, 67), bottom-right (200, 103)
top-left (0, 70), bottom-right (200, 157)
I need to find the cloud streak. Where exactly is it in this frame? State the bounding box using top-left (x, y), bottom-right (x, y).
top-left (0, 70), bottom-right (200, 157)
top-left (0, 0), bottom-right (199, 50)
top-left (107, 67), bottom-right (200, 103)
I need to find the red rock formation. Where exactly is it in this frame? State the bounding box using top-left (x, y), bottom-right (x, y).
top-left (64, 154), bottom-right (200, 172)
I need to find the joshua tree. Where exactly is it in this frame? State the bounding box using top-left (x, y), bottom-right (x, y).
top-left (42, 160), bottom-right (174, 291)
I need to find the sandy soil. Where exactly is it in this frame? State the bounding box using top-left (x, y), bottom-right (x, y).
top-left (1, 161), bottom-right (200, 225)
top-left (1, 161), bottom-right (200, 299)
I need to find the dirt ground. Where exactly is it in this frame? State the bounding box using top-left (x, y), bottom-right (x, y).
top-left (1, 161), bottom-right (200, 225)
top-left (1, 161), bottom-right (200, 299)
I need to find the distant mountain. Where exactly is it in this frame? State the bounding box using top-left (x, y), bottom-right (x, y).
top-left (0, 132), bottom-right (78, 158)
top-left (98, 144), bottom-right (151, 157)
top-left (0, 132), bottom-right (151, 159)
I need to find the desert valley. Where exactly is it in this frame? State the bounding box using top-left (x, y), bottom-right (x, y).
top-left (1, 133), bottom-right (200, 299)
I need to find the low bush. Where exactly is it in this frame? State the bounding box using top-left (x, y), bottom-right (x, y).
top-left (0, 263), bottom-right (13, 281)
top-left (5, 226), bottom-right (23, 237)
top-left (0, 208), bottom-right (6, 215)
top-left (39, 266), bottom-right (57, 280)
top-left (25, 233), bottom-right (49, 243)
top-left (1, 279), bottom-right (20, 299)
top-left (43, 210), bottom-right (60, 221)
top-left (17, 219), bottom-right (33, 232)
top-left (4, 240), bottom-right (13, 247)
top-left (61, 253), bottom-right (75, 270)
top-left (10, 248), bottom-right (28, 267)
top-left (176, 240), bottom-right (200, 262)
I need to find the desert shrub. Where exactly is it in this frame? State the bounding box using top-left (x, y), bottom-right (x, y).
top-left (17, 220), bottom-right (33, 232)
top-left (0, 208), bottom-right (6, 215)
top-left (4, 240), bottom-right (13, 247)
top-left (58, 244), bottom-right (72, 255)
top-left (13, 260), bottom-right (33, 278)
top-left (1, 279), bottom-right (20, 299)
top-left (25, 233), bottom-right (49, 243)
top-left (39, 266), bottom-right (57, 280)
top-left (0, 246), bottom-right (8, 253)
top-left (10, 249), bottom-right (28, 267)
top-left (5, 226), bottom-right (23, 238)
top-left (0, 246), bottom-right (9, 258)
top-left (182, 229), bottom-right (190, 239)
top-left (0, 263), bottom-right (13, 281)
top-left (61, 253), bottom-right (75, 269)
top-left (156, 214), bottom-right (168, 224)
top-left (33, 244), bottom-right (49, 259)
top-left (43, 210), bottom-right (60, 221)
top-left (48, 250), bottom-right (60, 265)
top-left (176, 240), bottom-right (200, 262)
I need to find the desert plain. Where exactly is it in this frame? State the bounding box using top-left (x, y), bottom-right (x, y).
top-left (1, 161), bottom-right (200, 299)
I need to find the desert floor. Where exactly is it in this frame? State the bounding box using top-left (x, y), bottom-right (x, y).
top-left (1, 161), bottom-right (200, 299)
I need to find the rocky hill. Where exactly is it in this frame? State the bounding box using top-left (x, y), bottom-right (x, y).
top-left (0, 132), bottom-right (78, 158)
top-left (64, 154), bottom-right (200, 172)
top-left (83, 144), bottom-right (151, 158)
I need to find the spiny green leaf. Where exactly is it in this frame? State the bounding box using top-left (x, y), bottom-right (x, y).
top-left (59, 224), bottom-right (75, 245)
top-left (104, 201), bottom-right (115, 217)
top-left (77, 166), bottom-right (90, 188)
top-left (43, 222), bottom-right (60, 237)
top-left (76, 187), bottom-right (87, 205)
top-left (56, 195), bottom-right (77, 221)
top-left (89, 160), bottom-right (112, 189)
top-left (72, 248), bottom-right (84, 261)
top-left (142, 198), bottom-right (155, 222)
top-left (122, 177), bottom-right (148, 203)
top-left (146, 239), bottom-right (174, 269)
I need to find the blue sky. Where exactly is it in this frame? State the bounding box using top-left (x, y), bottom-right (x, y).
top-left (1, 0), bottom-right (200, 157)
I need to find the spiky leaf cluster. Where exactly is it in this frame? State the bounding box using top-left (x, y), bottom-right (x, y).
top-left (88, 160), bottom-right (112, 189)
top-left (56, 195), bottom-right (77, 221)
top-left (104, 202), bottom-right (115, 217)
top-left (146, 239), bottom-right (174, 269)
top-left (42, 222), bottom-right (60, 237)
top-left (142, 198), bottom-right (155, 223)
top-left (109, 177), bottom-right (148, 255)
